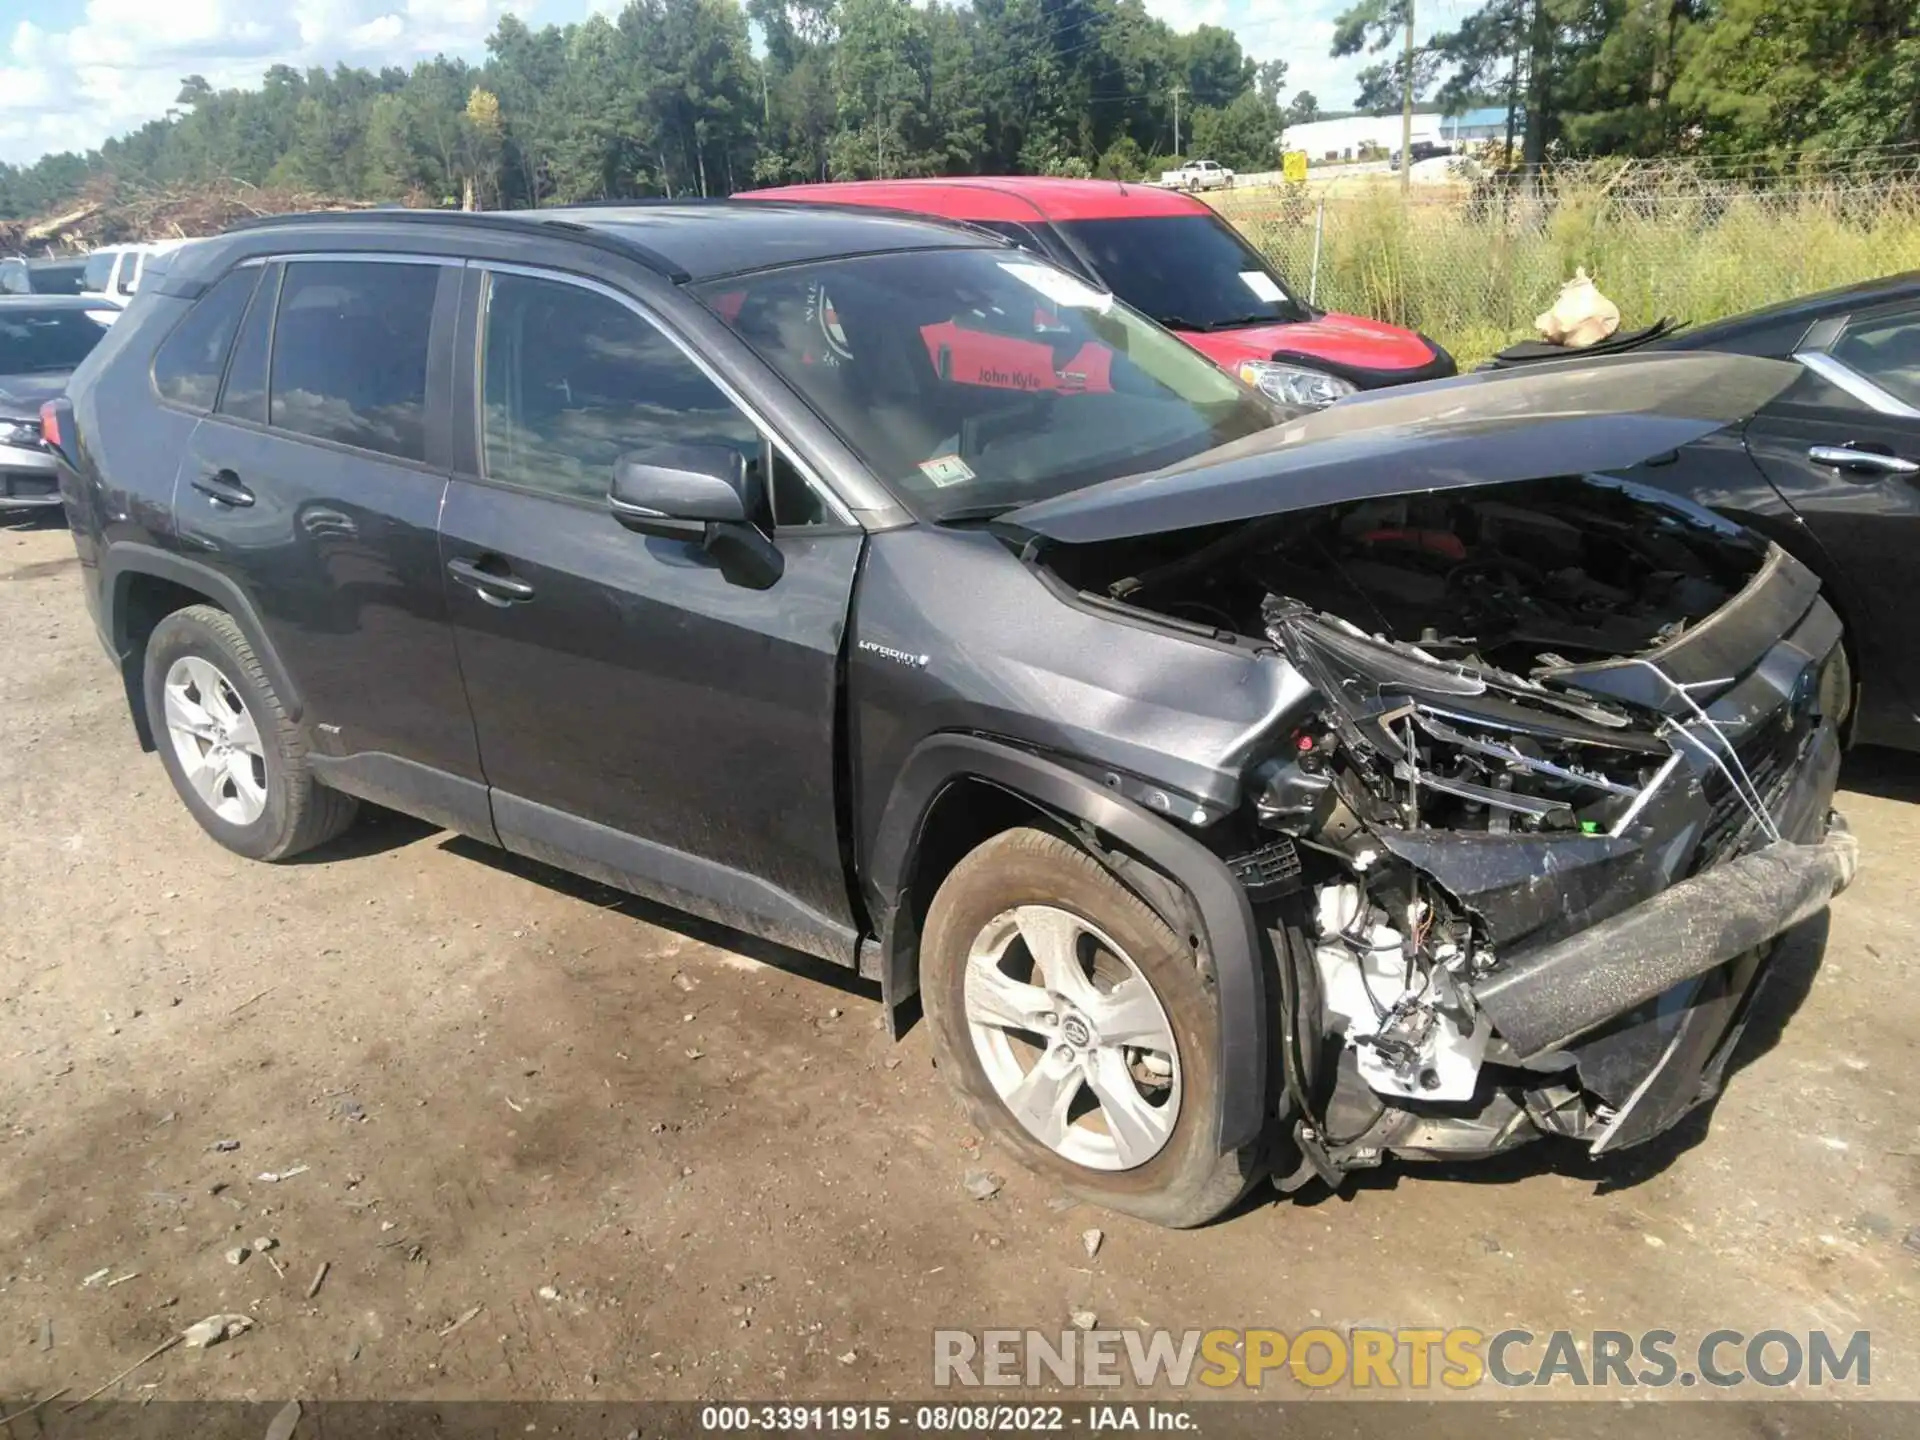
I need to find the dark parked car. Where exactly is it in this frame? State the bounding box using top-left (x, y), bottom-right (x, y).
top-left (0, 295), bottom-right (110, 511)
top-left (52, 206), bottom-right (1854, 1226)
top-left (1, 256), bottom-right (89, 296)
top-left (1615, 274), bottom-right (1920, 752)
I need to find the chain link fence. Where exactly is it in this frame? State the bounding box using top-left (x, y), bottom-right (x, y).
top-left (1212, 155), bottom-right (1920, 365)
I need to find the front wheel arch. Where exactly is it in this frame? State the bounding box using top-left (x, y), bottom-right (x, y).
top-left (863, 734), bottom-right (1272, 1155)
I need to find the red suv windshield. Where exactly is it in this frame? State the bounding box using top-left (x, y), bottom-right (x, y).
top-left (1057, 213), bottom-right (1307, 332)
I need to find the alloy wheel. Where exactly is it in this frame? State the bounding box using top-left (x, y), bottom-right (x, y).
top-left (162, 656), bottom-right (268, 826)
top-left (963, 904), bottom-right (1181, 1171)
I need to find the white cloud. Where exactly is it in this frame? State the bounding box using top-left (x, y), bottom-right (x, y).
top-left (0, 0), bottom-right (529, 165)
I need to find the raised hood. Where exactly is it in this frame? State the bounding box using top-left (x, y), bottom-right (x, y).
top-left (999, 351), bottom-right (1799, 545)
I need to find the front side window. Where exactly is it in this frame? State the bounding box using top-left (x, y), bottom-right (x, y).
top-left (1054, 213), bottom-right (1306, 332)
top-left (696, 247), bottom-right (1275, 518)
top-left (0, 259), bottom-right (27, 296)
top-left (1832, 311), bottom-right (1920, 410)
top-left (153, 269), bottom-right (259, 412)
top-left (482, 273), bottom-right (763, 503)
top-left (0, 306), bottom-right (110, 376)
top-left (269, 260), bottom-right (438, 462)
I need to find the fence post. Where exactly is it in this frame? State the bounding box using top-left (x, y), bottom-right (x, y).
top-left (1309, 198), bottom-right (1325, 307)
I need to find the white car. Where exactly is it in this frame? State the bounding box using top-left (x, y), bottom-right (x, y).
top-left (79, 239), bottom-right (192, 323)
top-left (1159, 159), bottom-right (1235, 192)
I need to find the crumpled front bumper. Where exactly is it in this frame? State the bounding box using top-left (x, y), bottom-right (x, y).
top-left (1484, 720), bottom-right (1852, 1158)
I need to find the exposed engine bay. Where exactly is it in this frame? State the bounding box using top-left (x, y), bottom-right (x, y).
top-left (1059, 477), bottom-right (1759, 678)
top-left (1035, 475), bottom-right (1853, 1182)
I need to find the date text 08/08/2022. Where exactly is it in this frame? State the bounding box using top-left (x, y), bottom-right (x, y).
top-left (699, 1404), bottom-right (1193, 1432)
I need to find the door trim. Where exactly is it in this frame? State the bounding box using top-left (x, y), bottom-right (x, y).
top-left (493, 790), bottom-right (861, 968)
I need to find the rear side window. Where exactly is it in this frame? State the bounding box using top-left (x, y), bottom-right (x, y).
top-left (153, 269), bottom-right (259, 412)
top-left (269, 261), bottom-right (439, 463)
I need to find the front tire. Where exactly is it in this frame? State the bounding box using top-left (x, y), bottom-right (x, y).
top-left (920, 827), bottom-right (1267, 1228)
top-left (143, 604), bottom-right (356, 862)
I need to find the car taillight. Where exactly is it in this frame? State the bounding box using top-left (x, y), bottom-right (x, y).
top-left (39, 400), bottom-right (62, 451)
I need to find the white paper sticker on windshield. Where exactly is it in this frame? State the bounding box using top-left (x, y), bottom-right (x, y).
top-left (918, 454), bottom-right (976, 488)
top-left (998, 260), bottom-right (1114, 313)
top-left (1239, 270), bottom-right (1286, 303)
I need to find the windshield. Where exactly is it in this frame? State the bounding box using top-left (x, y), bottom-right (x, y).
top-left (1056, 214), bottom-right (1308, 331)
top-left (0, 307), bottom-right (110, 375)
top-left (695, 248), bottom-right (1276, 518)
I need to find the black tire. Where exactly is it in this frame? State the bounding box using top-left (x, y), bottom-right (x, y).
top-left (920, 827), bottom-right (1267, 1228)
top-left (142, 604), bottom-right (357, 862)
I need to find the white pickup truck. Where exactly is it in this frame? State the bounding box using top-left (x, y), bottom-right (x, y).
top-left (1159, 159), bottom-right (1235, 191)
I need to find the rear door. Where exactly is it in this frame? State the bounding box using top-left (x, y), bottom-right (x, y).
top-left (174, 254), bottom-right (490, 835)
top-left (1744, 304), bottom-right (1920, 741)
top-left (438, 265), bottom-right (864, 963)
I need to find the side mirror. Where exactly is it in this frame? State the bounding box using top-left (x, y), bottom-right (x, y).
top-left (607, 443), bottom-right (784, 590)
top-left (609, 444), bottom-right (757, 535)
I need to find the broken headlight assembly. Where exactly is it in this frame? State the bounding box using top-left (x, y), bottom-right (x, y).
top-left (1259, 601), bottom-right (1673, 840)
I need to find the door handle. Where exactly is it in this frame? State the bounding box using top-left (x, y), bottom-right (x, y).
top-left (1808, 445), bottom-right (1920, 476)
top-left (191, 469), bottom-right (255, 507)
top-left (446, 555), bottom-right (535, 603)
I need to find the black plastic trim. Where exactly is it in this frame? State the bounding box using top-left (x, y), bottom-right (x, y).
top-left (100, 541), bottom-right (304, 722)
top-left (1266, 332), bottom-right (1457, 390)
top-left (866, 734), bottom-right (1269, 1154)
top-left (492, 791), bottom-right (861, 969)
top-left (307, 752), bottom-right (497, 843)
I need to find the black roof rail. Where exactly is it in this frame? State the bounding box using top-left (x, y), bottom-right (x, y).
top-left (219, 208), bottom-right (693, 283)
top-left (730, 195), bottom-right (1017, 248)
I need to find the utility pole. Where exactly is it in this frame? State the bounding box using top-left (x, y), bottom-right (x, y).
top-left (1400, 0), bottom-right (1415, 192)
top-left (1171, 83), bottom-right (1185, 157)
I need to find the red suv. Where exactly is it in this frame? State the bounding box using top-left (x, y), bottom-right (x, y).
top-left (743, 177), bottom-right (1454, 404)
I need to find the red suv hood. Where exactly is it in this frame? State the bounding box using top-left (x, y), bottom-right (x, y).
top-left (1177, 311), bottom-right (1448, 385)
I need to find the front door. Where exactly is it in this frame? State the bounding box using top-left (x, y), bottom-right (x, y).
top-left (438, 267), bottom-right (863, 963)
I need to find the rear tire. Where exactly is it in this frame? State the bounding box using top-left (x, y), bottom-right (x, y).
top-left (920, 827), bottom-right (1267, 1228)
top-left (143, 604), bottom-right (356, 862)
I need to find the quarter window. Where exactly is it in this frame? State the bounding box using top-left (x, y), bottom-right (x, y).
top-left (480, 272), bottom-right (763, 504)
top-left (268, 261), bottom-right (438, 462)
top-left (1832, 312), bottom-right (1920, 410)
top-left (153, 269), bottom-right (258, 412)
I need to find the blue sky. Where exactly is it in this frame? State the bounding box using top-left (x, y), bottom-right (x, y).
top-left (0, 0), bottom-right (1446, 166)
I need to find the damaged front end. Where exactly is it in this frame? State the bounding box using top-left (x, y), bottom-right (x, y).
top-left (1003, 355), bottom-right (1858, 1182)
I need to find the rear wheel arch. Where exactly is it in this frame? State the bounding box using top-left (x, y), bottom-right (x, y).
top-left (101, 545), bottom-right (303, 750)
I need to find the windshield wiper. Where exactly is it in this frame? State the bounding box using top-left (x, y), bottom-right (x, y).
top-left (1197, 313), bottom-right (1285, 331)
top-left (931, 502), bottom-right (1015, 526)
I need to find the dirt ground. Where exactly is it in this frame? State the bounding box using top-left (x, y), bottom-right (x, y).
top-left (2, 510), bottom-right (1918, 1417)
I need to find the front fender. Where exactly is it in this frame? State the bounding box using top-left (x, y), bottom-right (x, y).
top-left (866, 733), bottom-right (1270, 1155)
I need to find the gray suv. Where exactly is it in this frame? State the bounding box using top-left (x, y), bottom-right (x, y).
top-left (50, 205), bottom-right (1854, 1225)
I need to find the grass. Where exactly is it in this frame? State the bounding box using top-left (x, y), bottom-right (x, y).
top-left (1215, 179), bottom-right (1920, 366)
